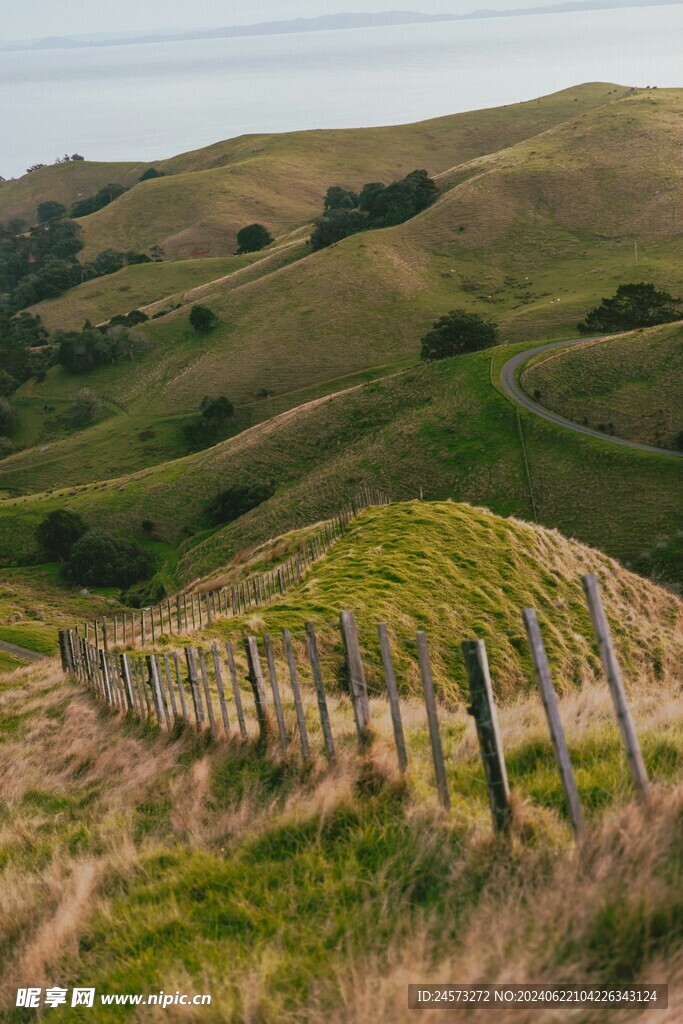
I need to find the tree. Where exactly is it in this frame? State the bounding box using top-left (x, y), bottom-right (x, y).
top-left (310, 209), bottom-right (368, 251)
top-left (189, 305), bottom-right (218, 333)
top-left (236, 223), bottom-right (273, 254)
top-left (69, 387), bottom-right (102, 426)
top-left (183, 395), bottom-right (235, 449)
top-left (323, 187), bottom-right (359, 213)
top-left (206, 482), bottom-right (274, 526)
top-left (36, 509), bottom-right (87, 561)
top-left (37, 201), bottom-right (66, 223)
top-left (420, 310), bottom-right (499, 361)
top-left (62, 529), bottom-right (154, 587)
top-left (139, 167), bottom-right (165, 182)
top-left (578, 283), bottom-right (682, 334)
top-left (0, 398), bottom-right (17, 436)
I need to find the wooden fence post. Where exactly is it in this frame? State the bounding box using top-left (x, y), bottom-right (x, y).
top-left (98, 648), bottom-right (114, 706)
top-left (523, 609), bottom-right (585, 838)
top-left (377, 624), bottom-right (408, 772)
top-left (172, 652), bottom-right (189, 721)
top-left (211, 643), bottom-right (231, 736)
top-left (244, 637), bottom-right (271, 741)
top-left (162, 654), bottom-right (179, 723)
top-left (339, 610), bottom-right (371, 745)
top-left (197, 648), bottom-right (218, 737)
top-left (263, 634), bottom-right (289, 750)
top-left (305, 622), bottom-right (335, 761)
top-left (184, 647), bottom-right (205, 729)
top-left (120, 653), bottom-right (136, 713)
top-left (417, 632), bottom-right (450, 810)
top-left (462, 640), bottom-right (511, 833)
top-left (146, 655), bottom-right (166, 728)
top-left (225, 642), bottom-right (248, 739)
top-left (582, 574), bottom-right (649, 806)
top-left (283, 629), bottom-right (310, 758)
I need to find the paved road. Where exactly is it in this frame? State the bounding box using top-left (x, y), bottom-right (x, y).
top-left (499, 337), bottom-right (683, 458)
top-left (0, 639), bottom-right (47, 663)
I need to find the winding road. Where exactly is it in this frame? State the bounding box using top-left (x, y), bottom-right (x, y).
top-left (499, 337), bottom-right (683, 458)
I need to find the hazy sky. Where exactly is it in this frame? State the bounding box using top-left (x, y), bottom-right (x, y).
top-left (3, 1), bottom-right (566, 40)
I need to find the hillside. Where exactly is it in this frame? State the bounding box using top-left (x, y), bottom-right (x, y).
top-left (1, 499), bottom-right (682, 1018)
top-left (0, 346), bottom-right (680, 596)
top-left (3, 86), bottom-right (680, 501)
top-left (521, 322), bottom-right (683, 450)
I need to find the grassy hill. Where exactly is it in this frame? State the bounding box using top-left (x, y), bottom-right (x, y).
top-left (522, 322), bottom-right (683, 450)
top-left (0, 346), bottom-right (680, 594)
top-left (3, 86), bottom-right (680, 500)
top-left (1, 501), bottom-right (681, 1019)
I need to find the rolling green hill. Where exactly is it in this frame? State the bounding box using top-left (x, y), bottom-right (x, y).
top-left (0, 345), bottom-right (680, 593)
top-left (4, 86), bottom-right (681, 500)
top-left (521, 322), bottom-right (683, 450)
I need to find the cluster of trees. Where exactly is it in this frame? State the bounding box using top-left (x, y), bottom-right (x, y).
top-left (205, 482), bottom-right (274, 526)
top-left (420, 310), bottom-right (499, 361)
top-left (577, 283), bottom-right (682, 334)
top-left (36, 510), bottom-right (153, 589)
top-left (71, 182), bottom-right (128, 219)
top-left (0, 310), bottom-right (51, 394)
top-left (310, 170), bottom-right (439, 251)
top-left (0, 210), bottom-right (152, 317)
top-left (183, 395), bottom-right (235, 450)
top-left (57, 323), bottom-right (149, 374)
top-left (139, 167), bottom-right (165, 182)
top-left (24, 154), bottom-right (85, 175)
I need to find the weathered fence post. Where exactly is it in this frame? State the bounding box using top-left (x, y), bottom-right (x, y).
top-left (523, 609), bottom-right (585, 838)
top-left (244, 637), bottom-right (271, 741)
top-left (339, 610), bottom-right (371, 745)
top-left (120, 653), bottom-right (136, 713)
top-left (172, 652), bottom-right (189, 721)
top-left (305, 622), bottom-right (335, 761)
top-left (98, 648), bottom-right (114, 706)
top-left (417, 632), bottom-right (450, 810)
top-left (263, 634), bottom-right (289, 750)
top-left (146, 655), bottom-right (166, 728)
top-left (162, 654), bottom-right (179, 723)
top-left (582, 574), bottom-right (649, 806)
top-left (462, 640), bottom-right (511, 833)
top-left (377, 623), bottom-right (408, 772)
top-left (211, 643), bottom-right (231, 736)
top-left (184, 647), bottom-right (205, 729)
top-left (197, 648), bottom-right (218, 737)
top-left (225, 642), bottom-right (248, 739)
top-left (283, 628), bottom-right (310, 758)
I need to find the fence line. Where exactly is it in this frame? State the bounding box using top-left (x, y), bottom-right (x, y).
top-left (78, 488), bottom-right (391, 650)
top-left (58, 574), bottom-right (650, 838)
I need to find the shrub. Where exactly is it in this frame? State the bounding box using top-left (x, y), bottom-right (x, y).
top-left (62, 529), bottom-right (154, 587)
top-left (183, 395), bottom-right (235, 450)
top-left (36, 509), bottom-right (87, 561)
top-left (37, 201), bottom-right (66, 223)
top-left (0, 398), bottom-right (17, 436)
top-left (189, 305), bottom-right (218, 333)
top-left (206, 482), bottom-right (274, 525)
top-left (69, 388), bottom-right (103, 426)
top-left (420, 310), bottom-right (499, 361)
top-left (71, 183), bottom-right (127, 219)
top-left (139, 168), bottom-right (165, 182)
top-left (236, 223), bottom-right (273, 254)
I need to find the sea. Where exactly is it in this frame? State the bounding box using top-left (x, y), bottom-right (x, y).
top-left (1, 4), bottom-right (682, 179)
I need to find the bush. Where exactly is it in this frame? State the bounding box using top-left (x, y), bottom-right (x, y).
top-left (69, 388), bottom-right (102, 427)
top-left (183, 395), bottom-right (235, 450)
top-left (62, 529), bottom-right (154, 587)
top-left (189, 305), bottom-right (218, 333)
top-left (36, 509), bottom-right (87, 561)
top-left (236, 223), bottom-right (273, 254)
top-left (420, 310), bottom-right (499, 361)
top-left (206, 482), bottom-right (274, 525)
top-left (71, 183), bottom-right (127, 219)
top-left (0, 398), bottom-right (17, 436)
top-left (577, 283), bottom-right (682, 334)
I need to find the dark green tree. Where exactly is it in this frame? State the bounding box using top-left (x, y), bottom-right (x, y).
top-left (37, 200), bottom-right (66, 223)
top-left (323, 186), bottom-right (359, 213)
top-left (578, 283), bottom-right (682, 334)
top-left (310, 209), bottom-right (368, 251)
top-left (0, 398), bottom-right (17, 436)
top-left (139, 168), bottom-right (165, 182)
top-left (236, 223), bottom-right (273, 254)
top-left (189, 305), bottom-right (218, 332)
top-left (420, 310), bottom-right (499, 361)
top-left (206, 482), bottom-right (274, 526)
top-left (62, 529), bottom-right (154, 587)
top-left (36, 509), bottom-right (87, 561)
